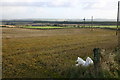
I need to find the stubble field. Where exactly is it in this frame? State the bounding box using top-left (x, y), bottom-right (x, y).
top-left (2, 27), bottom-right (118, 78)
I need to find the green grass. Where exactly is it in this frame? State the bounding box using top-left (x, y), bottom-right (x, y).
top-left (22, 25), bottom-right (119, 29)
top-left (22, 26), bottom-right (70, 29)
top-left (92, 25), bottom-right (117, 28)
top-left (82, 25), bottom-right (118, 28)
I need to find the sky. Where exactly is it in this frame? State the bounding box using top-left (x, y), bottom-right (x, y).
top-left (0, 0), bottom-right (120, 20)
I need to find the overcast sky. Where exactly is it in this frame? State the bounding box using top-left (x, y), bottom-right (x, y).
top-left (0, 0), bottom-right (120, 20)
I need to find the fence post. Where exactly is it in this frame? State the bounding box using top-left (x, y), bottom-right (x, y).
top-left (93, 48), bottom-right (101, 76)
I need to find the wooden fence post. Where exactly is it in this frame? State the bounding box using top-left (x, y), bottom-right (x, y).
top-left (93, 48), bottom-right (101, 76)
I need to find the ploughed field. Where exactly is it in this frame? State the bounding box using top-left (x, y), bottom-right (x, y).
top-left (2, 28), bottom-right (118, 78)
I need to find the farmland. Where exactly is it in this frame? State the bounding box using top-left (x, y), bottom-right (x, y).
top-left (2, 27), bottom-right (119, 78)
top-left (22, 26), bottom-right (70, 29)
top-left (22, 25), bottom-right (117, 29)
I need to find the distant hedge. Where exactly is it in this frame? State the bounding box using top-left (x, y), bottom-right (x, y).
top-left (0, 26), bottom-right (6, 27)
top-left (33, 21), bottom-right (117, 25)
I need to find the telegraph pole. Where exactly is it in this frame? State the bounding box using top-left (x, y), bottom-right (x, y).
top-left (116, 1), bottom-right (120, 35)
top-left (83, 17), bottom-right (85, 27)
top-left (91, 16), bottom-right (93, 28)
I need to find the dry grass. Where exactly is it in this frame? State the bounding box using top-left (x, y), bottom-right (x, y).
top-left (2, 28), bottom-right (118, 78)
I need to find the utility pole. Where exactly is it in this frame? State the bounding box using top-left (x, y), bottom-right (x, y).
top-left (116, 1), bottom-right (120, 35)
top-left (83, 17), bottom-right (85, 27)
top-left (91, 16), bottom-right (93, 29)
